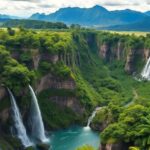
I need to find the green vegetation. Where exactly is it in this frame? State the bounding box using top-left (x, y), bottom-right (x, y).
top-left (76, 145), bottom-right (95, 150)
top-left (1, 27), bottom-right (150, 149)
top-left (38, 89), bottom-right (82, 129)
top-left (0, 45), bottom-right (34, 91)
top-left (2, 19), bottom-right (68, 29)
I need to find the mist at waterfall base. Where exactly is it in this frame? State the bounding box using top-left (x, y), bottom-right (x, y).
top-left (50, 126), bottom-right (99, 150)
top-left (50, 107), bottom-right (100, 150)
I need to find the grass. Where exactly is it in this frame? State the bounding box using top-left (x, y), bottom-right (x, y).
top-left (107, 30), bottom-right (149, 37)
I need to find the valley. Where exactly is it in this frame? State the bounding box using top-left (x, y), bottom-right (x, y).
top-left (0, 27), bottom-right (150, 150)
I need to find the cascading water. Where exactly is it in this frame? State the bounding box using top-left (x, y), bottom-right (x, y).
top-left (7, 89), bottom-right (32, 148)
top-left (141, 57), bottom-right (150, 80)
top-left (28, 85), bottom-right (48, 143)
top-left (86, 107), bottom-right (101, 127)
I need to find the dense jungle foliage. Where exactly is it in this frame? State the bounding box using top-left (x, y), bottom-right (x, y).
top-left (1, 27), bottom-right (150, 149)
top-left (2, 19), bottom-right (68, 29)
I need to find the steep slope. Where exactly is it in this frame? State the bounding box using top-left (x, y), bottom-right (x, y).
top-left (30, 5), bottom-right (147, 26)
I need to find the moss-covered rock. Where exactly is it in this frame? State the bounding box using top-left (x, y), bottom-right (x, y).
top-left (36, 143), bottom-right (50, 150)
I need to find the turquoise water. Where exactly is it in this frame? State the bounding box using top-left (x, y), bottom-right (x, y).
top-left (50, 126), bottom-right (100, 150)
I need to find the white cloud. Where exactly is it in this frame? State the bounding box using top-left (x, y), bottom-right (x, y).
top-left (0, 0), bottom-right (149, 17)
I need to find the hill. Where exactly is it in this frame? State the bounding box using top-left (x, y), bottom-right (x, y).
top-left (2, 19), bottom-right (68, 29)
top-left (145, 11), bottom-right (150, 16)
top-left (30, 5), bottom-right (148, 27)
top-left (103, 19), bottom-right (150, 31)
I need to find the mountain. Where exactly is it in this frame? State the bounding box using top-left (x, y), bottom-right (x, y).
top-left (30, 5), bottom-right (148, 27)
top-left (0, 14), bottom-right (21, 24)
top-left (0, 14), bottom-right (11, 19)
top-left (145, 11), bottom-right (150, 16)
top-left (0, 14), bottom-right (20, 19)
top-left (103, 19), bottom-right (150, 31)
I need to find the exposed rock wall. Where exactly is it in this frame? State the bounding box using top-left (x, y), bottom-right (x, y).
top-left (35, 73), bottom-right (84, 114)
top-left (36, 73), bottom-right (75, 93)
top-left (0, 87), bottom-right (10, 134)
top-left (99, 42), bottom-right (146, 74)
top-left (0, 87), bottom-right (6, 101)
top-left (50, 96), bottom-right (84, 114)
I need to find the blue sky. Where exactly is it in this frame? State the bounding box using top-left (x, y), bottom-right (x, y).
top-left (0, 0), bottom-right (149, 17)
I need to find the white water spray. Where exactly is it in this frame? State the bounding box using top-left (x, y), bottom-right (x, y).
top-left (86, 107), bottom-right (101, 127)
top-left (28, 85), bottom-right (48, 143)
top-left (141, 57), bottom-right (150, 80)
top-left (8, 89), bottom-right (32, 147)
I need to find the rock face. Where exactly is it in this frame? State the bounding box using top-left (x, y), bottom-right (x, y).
top-left (99, 44), bottom-right (109, 59)
top-left (99, 42), bottom-right (146, 74)
top-left (100, 143), bottom-right (129, 150)
top-left (0, 87), bottom-right (10, 134)
top-left (91, 120), bottom-right (108, 132)
top-left (41, 53), bottom-right (59, 64)
top-left (144, 49), bottom-right (150, 60)
top-left (36, 73), bottom-right (84, 114)
top-left (124, 49), bottom-right (135, 74)
top-left (99, 42), bottom-right (125, 62)
top-left (50, 96), bottom-right (84, 114)
top-left (32, 49), bottom-right (41, 70)
top-left (36, 143), bottom-right (50, 150)
top-left (36, 74), bottom-right (75, 92)
top-left (0, 87), bottom-right (6, 101)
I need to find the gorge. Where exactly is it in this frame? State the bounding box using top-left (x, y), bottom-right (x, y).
top-left (0, 28), bottom-right (150, 150)
top-left (6, 86), bottom-right (100, 150)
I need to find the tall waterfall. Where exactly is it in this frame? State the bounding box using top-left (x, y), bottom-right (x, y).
top-left (28, 85), bottom-right (48, 143)
top-left (141, 57), bottom-right (150, 80)
top-left (86, 107), bottom-right (101, 127)
top-left (7, 89), bottom-right (32, 147)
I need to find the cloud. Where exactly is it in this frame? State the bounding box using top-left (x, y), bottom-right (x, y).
top-left (0, 0), bottom-right (149, 17)
top-left (8, 0), bottom-right (39, 2)
top-left (103, 2), bottom-right (129, 6)
top-left (37, 4), bottom-right (56, 9)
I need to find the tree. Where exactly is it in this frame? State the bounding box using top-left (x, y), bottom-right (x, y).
top-left (7, 27), bottom-right (15, 36)
top-left (76, 145), bottom-right (95, 150)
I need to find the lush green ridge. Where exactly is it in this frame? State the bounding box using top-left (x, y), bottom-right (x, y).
top-left (2, 19), bottom-right (68, 29)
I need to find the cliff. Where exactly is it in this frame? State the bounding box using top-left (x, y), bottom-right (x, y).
top-left (0, 29), bottom-right (150, 149)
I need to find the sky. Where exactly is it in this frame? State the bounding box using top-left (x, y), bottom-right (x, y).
top-left (0, 0), bottom-right (150, 17)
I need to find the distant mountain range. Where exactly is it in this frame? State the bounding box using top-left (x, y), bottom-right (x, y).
top-left (145, 11), bottom-right (150, 16)
top-left (30, 5), bottom-right (149, 27)
top-left (0, 14), bottom-right (21, 23)
top-left (102, 19), bottom-right (150, 31)
top-left (0, 5), bottom-right (150, 31)
top-left (0, 14), bottom-right (20, 19)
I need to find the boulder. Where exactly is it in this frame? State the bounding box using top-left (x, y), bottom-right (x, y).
top-left (36, 143), bottom-right (50, 150)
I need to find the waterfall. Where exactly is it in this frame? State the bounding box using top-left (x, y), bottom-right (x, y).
top-left (86, 107), bottom-right (101, 127)
top-left (28, 85), bottom-right (48, 143)
top-left (141, 57), bottom-right (150, 80)
top-left (7, 89), bottom-right (32, 147)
